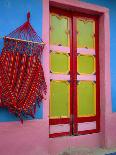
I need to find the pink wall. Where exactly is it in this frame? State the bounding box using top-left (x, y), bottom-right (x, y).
top-left (0, 120), bottom-right (49, 155)
top-left (49, 133), bottom-right (100, 154)
top-left (106, 113), bottom-right (116, 147)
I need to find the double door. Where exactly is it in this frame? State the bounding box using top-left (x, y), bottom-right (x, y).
top-left (49, 8), bottom-right (100, 138)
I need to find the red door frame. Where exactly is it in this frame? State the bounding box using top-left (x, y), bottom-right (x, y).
top-left (49, 7), bottom-right (100, 138)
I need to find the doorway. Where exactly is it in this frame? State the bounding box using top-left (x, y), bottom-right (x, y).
top-left (49, 7), bottom-right (100, 138)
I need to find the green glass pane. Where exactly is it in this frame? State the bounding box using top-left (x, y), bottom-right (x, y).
top-left (77, 81), bottom-right (96, 117)
top-left (77, 55), bottom-right (95, 74)
top-left (77, 18), bottom-right (95, 49)
top-left (50, 13), bottom-right (69, 46)
top-left (50, 80), bottom-right (70, 118)
top-left (50, 52), bottom-right (70, 74)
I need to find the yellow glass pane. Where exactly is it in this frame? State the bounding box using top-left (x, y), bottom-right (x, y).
top-left (77, 81), bottom-right (96, 117)
top-left (77, 18), bottom-right (95, 49)
top-left (50, 52), bottom-right (70, 74)
top-left (77, 54), bottom-right (96, 75)
top-left (50, 13), bottom-right (70, 46)
top-left (50, 80), bottom-right (70, 118)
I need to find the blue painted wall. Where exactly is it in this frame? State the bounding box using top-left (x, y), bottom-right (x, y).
top-left (0, 0), bottom-right (43, 121)
top-left (81, 0), bottom-right (116, 112)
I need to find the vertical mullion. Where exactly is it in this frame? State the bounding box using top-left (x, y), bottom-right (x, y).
top-left (95, 17), bottom-right (100, 132)
top-left (72, 16), bottom-right (78, 135)
top-left (70, 15), bottom-right (73, 135)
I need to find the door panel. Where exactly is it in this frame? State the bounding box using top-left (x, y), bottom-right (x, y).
top-left (75, 15), bottom-right (99, 135)
top-left (77, 54), bottom-right (96, 75)
top-left (77, 81), bottom-right (96, 117)
top-left (50, 52), bottom-right (70, 74)
top-left (50, 13), bottom-right (70, 46)
top-left (49, 11), bottom-right (71, 137)
top-left (77, 18), bottom-right (95, 49)
top-left (50, 80), bottom-right (70, 118)
top-left (49, 8), bottom-right (100, 137)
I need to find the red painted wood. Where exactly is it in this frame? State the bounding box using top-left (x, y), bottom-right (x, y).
top-left (49, 118), bottom-right (70, 125)
top-left (75, 15), bottom-right (100, 134)
top-left (70, 15), bottom-right (73, 136)
top-left (72, 16), bottom-right (78, 135)
top-left (78, 129), bottom-right (98, 135)
top-left (50, 8), bottom-right (73, 136)
top-left (78, 116), bottom-right (97, 123)
top-left (50, 1), bottom-right (101, 17)
top-left (50, 7), bottom-right (72, 17)
top-left (49, 132), bottom-right (69, 138)
top-left (49, 6), bottom-right (100, 137)
top-left (95, 17), bottom-right (100, 132)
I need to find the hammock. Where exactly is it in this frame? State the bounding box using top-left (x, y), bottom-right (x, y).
top-left (2, 12), bottom-right (44, 58)
top-left (0, 12), bottom-right (46, 122)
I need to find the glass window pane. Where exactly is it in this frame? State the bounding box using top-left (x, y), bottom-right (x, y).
top-left (77, 54), bottom-right (96, 75)
top-left (50, 52), bottom-right (70, 74)
top-left (77, 81), bottom-right (96, 117)
top-left (50, 80), bottom-right (70, 118)
top-left (77, 18), bottom-right (95, 49)
top-left (50, 13), bottom-right (70, 47)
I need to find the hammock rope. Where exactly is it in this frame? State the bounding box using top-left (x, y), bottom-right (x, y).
top-left (0, 12), bottom-right (46, 122)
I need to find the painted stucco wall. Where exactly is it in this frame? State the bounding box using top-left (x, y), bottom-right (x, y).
top-left (81, 0), bottom-right (116, 112)
top-left (0, 0), bottom-right (43, 121)
top-left (0, 0), bottom-right (116, 155)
